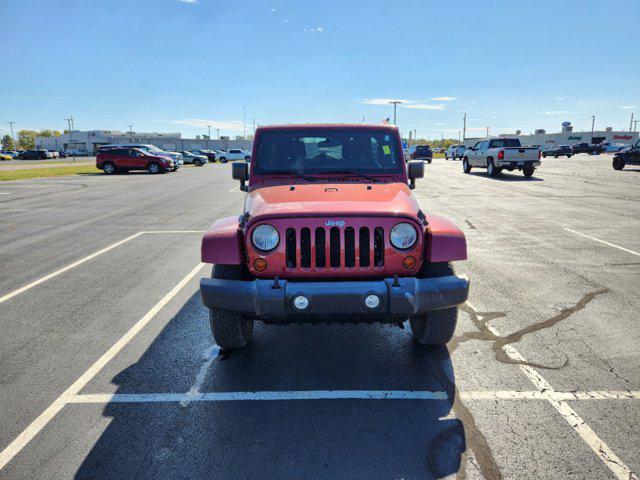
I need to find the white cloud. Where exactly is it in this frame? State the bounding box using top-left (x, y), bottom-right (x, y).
top-left (179, 0), bottom-right (198, 4)
top-left (403, 103), bottom-right (445, 110)
top-left (620, 105), bottom-right (636, 110)
top-left (173, 119), bottom-right (244, 131)
top-left (430, 96), bottom-right (456, 101)
top-left (542, 110), bottom-right (570, 115)
top-left (362, 98), bottom-right (410, 105)
top-left (271, 7), bottom-right (276, 11)
top-left (303, 26), bottom-right (324, 34)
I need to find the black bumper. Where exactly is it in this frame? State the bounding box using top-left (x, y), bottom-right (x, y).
top-left (200, 275), bottom-right (469, 323)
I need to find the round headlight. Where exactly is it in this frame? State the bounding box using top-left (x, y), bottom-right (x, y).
top-left (252, 224), bottom-right (279, 251)
top-left (390, 222), bottom-right (417, 249)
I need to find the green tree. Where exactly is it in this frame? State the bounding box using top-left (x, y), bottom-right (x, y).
top-left (38, 129), bottom-right (62, 138)
top-left (1, 134), bottom-right (14, 150)
top-left (17, 130), bottom-right (38, 150)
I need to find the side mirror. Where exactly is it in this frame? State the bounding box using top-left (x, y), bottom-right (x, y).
top-left (407, 161), bottom-right (424, 190)
top-left (232, 162), bottom-right (249, 192)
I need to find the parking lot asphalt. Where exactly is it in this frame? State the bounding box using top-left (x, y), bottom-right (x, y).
top-left (0, 155), bottom-right (638, 479)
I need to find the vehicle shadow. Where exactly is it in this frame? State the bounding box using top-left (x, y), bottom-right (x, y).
top-left (469, 171), bottom-right (544, 181)
top-left (74, 292), bottom-right (466, 480)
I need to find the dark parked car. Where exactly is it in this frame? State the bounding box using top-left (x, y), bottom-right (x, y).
top-left (194, 150), bottom-right (217, 162)
top-left (571, 143), bottom-right (604, 155)
top-left (612, 140), bottom-right (640, 170)
top-left (18, 149), bottom-right (50, 160)
top-left (542, 145), bottom-right (573, 158)
top-left (409, 144), bottom-right (433, 163)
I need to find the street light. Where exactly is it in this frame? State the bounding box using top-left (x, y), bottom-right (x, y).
top-left (591, 115), bottom-right (595, 140)
top-left (6, 121), bottom-right (15, 149)
top-left (388, 100), bottom-right (403, 125)
top-left (206, 125), bottom-right (211, 149)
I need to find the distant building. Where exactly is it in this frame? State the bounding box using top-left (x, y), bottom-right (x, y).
top-left (462, 122), bottom-right (638, 148)
top-left (35, 130), bottom-right (252, 154)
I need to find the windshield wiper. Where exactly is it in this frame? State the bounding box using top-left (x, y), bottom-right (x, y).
top-left (264, 170), bottom-right (317, 182)
top-left (322, 170), bottom-right (379, 182)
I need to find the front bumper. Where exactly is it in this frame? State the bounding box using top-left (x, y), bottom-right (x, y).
top-left (497, 160), bottom-right (540, 168)
top-left (200, 274), bottom-right (469, 323)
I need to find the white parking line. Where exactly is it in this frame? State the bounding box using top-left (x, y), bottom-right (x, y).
top-left (180, 345), bottom-right (219, 407)
top-left (0, 192), bottom-right (11, 195)
top-left (0, 232), bottom-right (144, 305)
top-left (63, 390), bottom-right (640, 404)
top-left (0, 262), bottom-right (206, 470)
top-left (0, 230), bottom-right (204, 304)
top-left (564, 227), bottom-right (640, 257)
top-left (228, 186), bottom-right (239, 192)
top-left (470, 301), bottom-right (638, 480)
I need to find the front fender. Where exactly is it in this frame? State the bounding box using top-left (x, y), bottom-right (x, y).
top-left (201, 216), bottom-right (244, 265)
top-left (424, 214), bottom-right (467, 263)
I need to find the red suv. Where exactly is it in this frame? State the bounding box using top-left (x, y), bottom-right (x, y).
top-left (96, 147), bottom-right (174, 174)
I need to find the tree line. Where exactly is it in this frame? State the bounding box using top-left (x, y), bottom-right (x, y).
top-left (2, 130), bottom-right (62, 150)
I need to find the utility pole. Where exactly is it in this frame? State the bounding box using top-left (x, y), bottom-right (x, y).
top-left (206, 125), bottom-right (211, 149)
top-left (243, 105), bottom-right (246, 139)
top-left (413, 128), bottom-right (417, 141)
top-left (486, 127), bottom-right (489, 138)
top-left (253, 118), bottom-right (256, 135)
top-left (458, 130), bottom-right (461, 141)
top-left (127, 124), bottom-right (134, 142)
top-left (388, 100), bottom-right (403, 125)
top-left (591, 115), bottom-right (595, 140)
top-left (215, 129), bottom-right (220, 140)
top-left (634, 120), bottom-right (638, 133)
top-left (463, 113), bottom-right (467, 140)
top-left (7, 121), bottom-right (15, 149)
top-left (362, 115), bottom-right (365, 124)
top-left (630, 113), bottom-right (635, 132)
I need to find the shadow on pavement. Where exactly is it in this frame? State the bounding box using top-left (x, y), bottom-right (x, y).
top-left (469, 171), bottom-right (544, 181)
top-left (75, 292), bottom-right (465, 479)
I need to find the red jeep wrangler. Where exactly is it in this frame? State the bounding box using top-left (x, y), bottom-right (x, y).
top-left (200, 124), bottom-right (469, 349)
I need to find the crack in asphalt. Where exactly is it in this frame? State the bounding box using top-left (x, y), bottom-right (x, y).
top-left (426, 288), bottom-right (610, 479)
top-left (464, 219), bottom-right (477, 230)
top-left (459, 288), bottom-right (609, 370)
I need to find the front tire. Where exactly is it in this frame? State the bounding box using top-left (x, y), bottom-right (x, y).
top-left (244, 156), bottom-right (251, 161)
top-left (523, 167), bottom-right (535, 177)
top-left (148, 162), bottom-right (162, 174)
top-left (409, 262), bottom-right (458, 346)
top-left (208, 264), bottom-right (254, 349)
top-left (194, 159), bottom-right (203, 166)
top-left (102, 162), bottom-right (116, 175)
top-left (612, 157), bottom-right (625, 170)
top-left (462, 158), bottom-right (471, 173)
top-left (219, 157), bottom-right (227, 163)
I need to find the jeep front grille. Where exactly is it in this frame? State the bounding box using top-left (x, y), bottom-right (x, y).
top-left (284, 226), bottom-right (384, 270)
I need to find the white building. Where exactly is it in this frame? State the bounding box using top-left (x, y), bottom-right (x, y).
top-left (35, 130), bottom-right (252, 154)
top-left (462, 122), bottom-right (638, 149)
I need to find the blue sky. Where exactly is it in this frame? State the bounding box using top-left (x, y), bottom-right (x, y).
top-left (1, 0), bottom-right (638, 140)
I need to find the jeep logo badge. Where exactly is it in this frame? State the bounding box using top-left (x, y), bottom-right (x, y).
top-left (325, 220), bottom-right (346, 227)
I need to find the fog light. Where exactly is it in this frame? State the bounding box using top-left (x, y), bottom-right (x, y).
top-left (403, 256), bottom-right (417, 269)
top-left (292, 295), bottom-right (310, 311)
top-left (253, 258), bottom-right (268, 272)
top-left (364, 294), bottom-right (381, 310)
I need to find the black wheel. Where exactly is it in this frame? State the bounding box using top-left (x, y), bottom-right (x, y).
top-left (103, 162), bottom-right (116, 175)
top-left (487, 159), bottom-right (500, 177)
top-left (410, 262), bottom-right (458, 345)
top-left (244, 156), bottom-right (251, 161)
top-left (219, 157), bottom-right (227, 163)
top-left (554, 154), bottom-right (559, 158)
top-left (567, 154), bottom-right (572, 158)
top-left (194, 159), bottom-right (203, 166)
top-left (148, 162), bottom-right (162, 174)
top-left (208, 264), bottom-right (254, 349)
top-left (462, 158), bottom-right (471, 173)
top-left (523, 167), bottom-right (535, 177)
top-left (542, 153), bottom-right (547, 158)
top-left (612, 157), bottom-right (625, 170)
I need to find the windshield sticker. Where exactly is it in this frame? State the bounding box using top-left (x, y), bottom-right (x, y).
top-left (382, 145), bottom-right (391, 155)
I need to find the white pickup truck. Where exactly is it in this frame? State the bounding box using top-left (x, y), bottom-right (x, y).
top-left (462, 138), bottom-right (540, 177)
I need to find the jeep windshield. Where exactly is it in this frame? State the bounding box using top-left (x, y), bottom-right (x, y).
top-left (254, 129), bottom-right (403, 176)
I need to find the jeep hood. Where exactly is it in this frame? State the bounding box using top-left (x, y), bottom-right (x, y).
top-left (245, 183), bottom-right (420, 223)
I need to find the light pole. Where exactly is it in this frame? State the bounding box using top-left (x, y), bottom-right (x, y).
top-left (463, 113), bottom-right (467, 140)
top-left (388, 100), bottom-right (403, 125)
top-left (65, 117), bottom-right (75, 160)
top-left (206, 125), bottom-right (211, 149)
top-left (7, 121), bottom-right (15, 149)
top-left (591, 115), bottom-right (595, 140)
top-left (127, 124), bottom-right (134, 142)
top-left (215, 129), bottom-right (220, 140)
top-left (634, 120), bottom-right (638, 133)
top-left (486, 127), bottom-right (489, 138)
